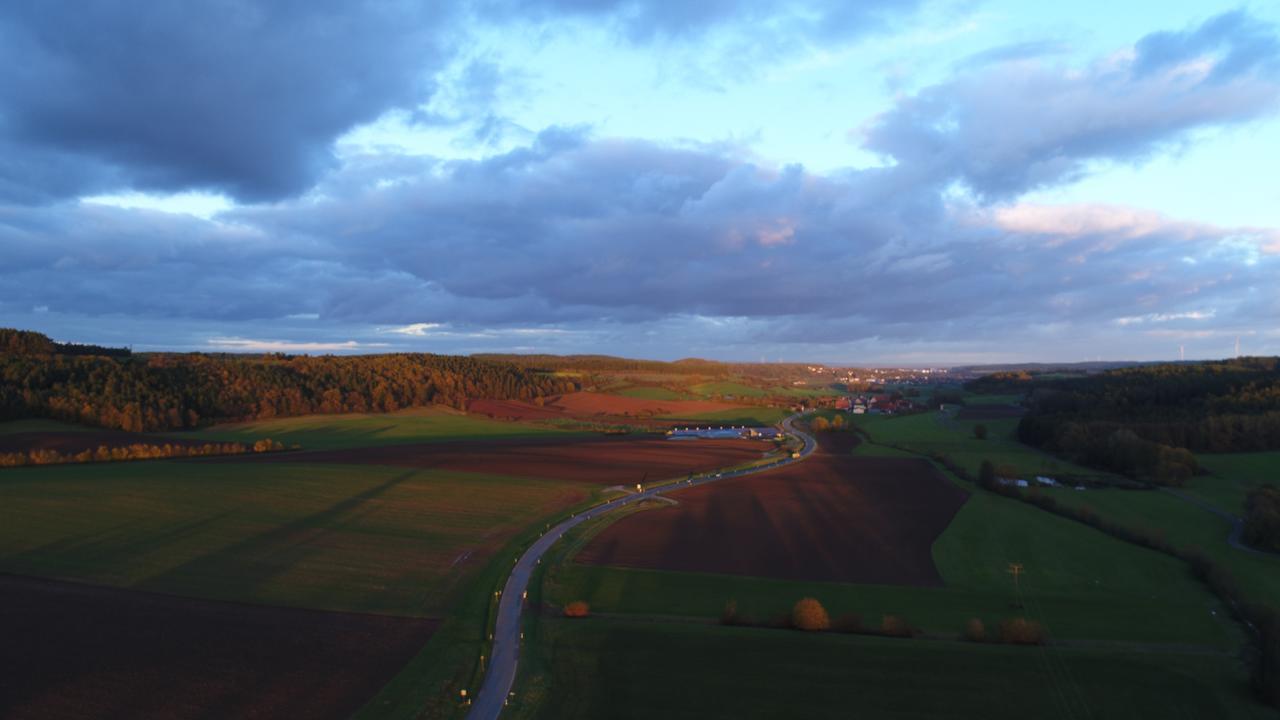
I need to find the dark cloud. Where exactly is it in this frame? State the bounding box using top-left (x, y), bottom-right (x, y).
top-left (0, 1), bottom-right (450, 203)
top-left (4, 127), bottom-right (1275, 361)
top-left (864, 10), bottom-right (1280, 200)
top-left (2, 10), bottom-right (1279, 361)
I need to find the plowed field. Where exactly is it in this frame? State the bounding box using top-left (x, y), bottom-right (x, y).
top-left (0, 575), bottom-right (436, 720)
top-left (249, 436), bottom-right (770, 484)
top-left (577, 433), bottom-right (969, 585)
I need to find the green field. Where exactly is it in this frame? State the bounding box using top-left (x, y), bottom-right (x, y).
top-left (0, 418), bottom-right (97, 434)
top-left (514, 618), bottom-right (1266, 720)
top-left (690, 381), bottom-right (767, 398)
top-left (855, 411), bottom-right (1115, 481)
top-left (1037, 485), bottom-right (1280, 605)
top-left (0, 459), bottom-right (591, 616)
top-left (508, 408), bottom-right (1273, 718)
top-left (660, 407), bottom-right (791, 425)
top-left (184, 406), bottom-right (570, 450)
top-left (613, 386), bottom-right (690, 400)
top-left (1192, 452), bottom-right (1280, 513)
top-left (544, 482), bottom-right (1237, 646)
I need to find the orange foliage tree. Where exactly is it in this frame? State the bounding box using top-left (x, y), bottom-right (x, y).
top-left (563, 601), bottom-right (590, 618)
top-left (791, 597), bottom-right (830, 631)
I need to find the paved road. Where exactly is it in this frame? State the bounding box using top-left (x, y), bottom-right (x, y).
top-left (1159, 487), bottom-right (1278, 558)
top-left (465, 413), bottom-right (817, 720)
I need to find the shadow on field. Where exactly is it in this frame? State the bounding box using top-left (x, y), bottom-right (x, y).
top-left (139, 470), bottom-right (418, 597)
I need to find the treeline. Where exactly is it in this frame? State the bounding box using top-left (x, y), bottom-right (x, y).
top-left (0, 439), bottom-right (285, 468)
top-left (1001, 358), bottom-right (1280, 484)
top-left (1, 329), bottom-right (576, 431)
top-left (720, 597), bottom-right (1046, 646)
top-left (0, 328), bottom-right (131, 358)
top-left (1244, 486), bottom-right (1280, 554)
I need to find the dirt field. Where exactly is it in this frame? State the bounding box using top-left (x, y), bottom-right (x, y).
top-left (955, 405), bottom-right (1026, 420)
top-left (0, 575), bottom-right (437, 720)
top-left (0, 430), bottom-right (209, 455)
top-left (576, 433), bottom-right (970, 585)
top-left (249, 436), bottom-right (771, 484)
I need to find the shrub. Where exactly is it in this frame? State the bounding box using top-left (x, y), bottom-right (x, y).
top-left (791, 598), bottom-right (830, 631)
top-left (1243, 485), bottom-right (1280, 553)
top-left (721, 600), bottom-right (752, 626)
top-left (562, 601), bottom-right (590, 618)
top-left (1252, 604), bottom-right (1280, 708)
top-left (964, 618), bottom-right (986, 642)
top-left (880, 614), bottom-right (916, 638)
top-left (999, 617), bottom-right (1046, 645)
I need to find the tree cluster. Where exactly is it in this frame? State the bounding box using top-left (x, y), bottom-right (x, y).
top-left (1243, 485), bottom-right (1280, 554)
top-left (1010, 358), bottom-right (1280, 484)
top-left (0, 439), bottom-right (284, 468)
top-left (1, 330), bottom-right (577, 431)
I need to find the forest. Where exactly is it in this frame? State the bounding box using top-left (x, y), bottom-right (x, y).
top-left (971, 358), bottom-right (1280, 485)
top-left (1, 329), bottom-right (577, 432)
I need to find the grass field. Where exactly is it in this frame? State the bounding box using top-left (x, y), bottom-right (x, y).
top-left (513, 618), bottom-right (1266, 720)
top-left (0, 459), bottom-right (590, 616)
top-left (0, 418), bottom-right (96, 434)
top-left (546, 481), bottom-right (1237, 646)
top-left (855, 411), bottom-right (1115, 481)
top-left (613, 386), bottom-right (690, 400)
top-left (1192, 452), bottom-right (1280, 513)
top-left (660, 407), bottom-right (791, 425)
top-left (690, 381), bottom-right (767, 398)
top-left (184, 406), bottom-right (570, 450)
top-left (1037, 485), bottom-right (1280, 605)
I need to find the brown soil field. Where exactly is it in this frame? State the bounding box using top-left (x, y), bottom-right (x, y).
top-left (467, 398), bottom-right (569, 421)
top-left (248, 436), bottom-right (771, 484)
top-left (576, 434), bottom-right (970, 585)
top-left (0, 430), bottom-right (210, 455)
top-left (0, 575), bottom-right (437, 720)
top-left (956, 404), bottom-right (1026, 420)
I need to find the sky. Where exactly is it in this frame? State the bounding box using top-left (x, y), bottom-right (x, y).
top-left (1, 1), bottom-right (1278, 365)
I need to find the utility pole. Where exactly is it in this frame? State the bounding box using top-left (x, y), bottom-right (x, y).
top-left (1007, 562), bottom-right (1024, 609)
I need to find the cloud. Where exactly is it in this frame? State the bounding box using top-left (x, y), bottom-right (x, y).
top-left (0, 2), bottom-right (452, 203)
top-left (473, 0), bottom-right (922, 43)
top-left (864, 10), bottom-right (1280, 199)
top-left (207, 337), bottom-right (388, 353)
top-left (2, 11), bottom-right (1279, 362)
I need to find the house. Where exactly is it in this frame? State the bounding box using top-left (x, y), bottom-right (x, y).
top-left (834, 397), bottom-right (852, 410)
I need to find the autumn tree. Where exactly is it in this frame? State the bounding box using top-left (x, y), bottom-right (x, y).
top-left (563, 601), bottom-right (590, 618)
top-left (964, 618), bottom-right (986, 642)
top-left (791, 598), bottom-right (830, 631)
top-left (999, 617), bottom-right (1045, 645)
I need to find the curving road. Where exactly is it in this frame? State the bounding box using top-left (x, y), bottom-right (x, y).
top-left (465, 413), bottom-right (816, 720)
